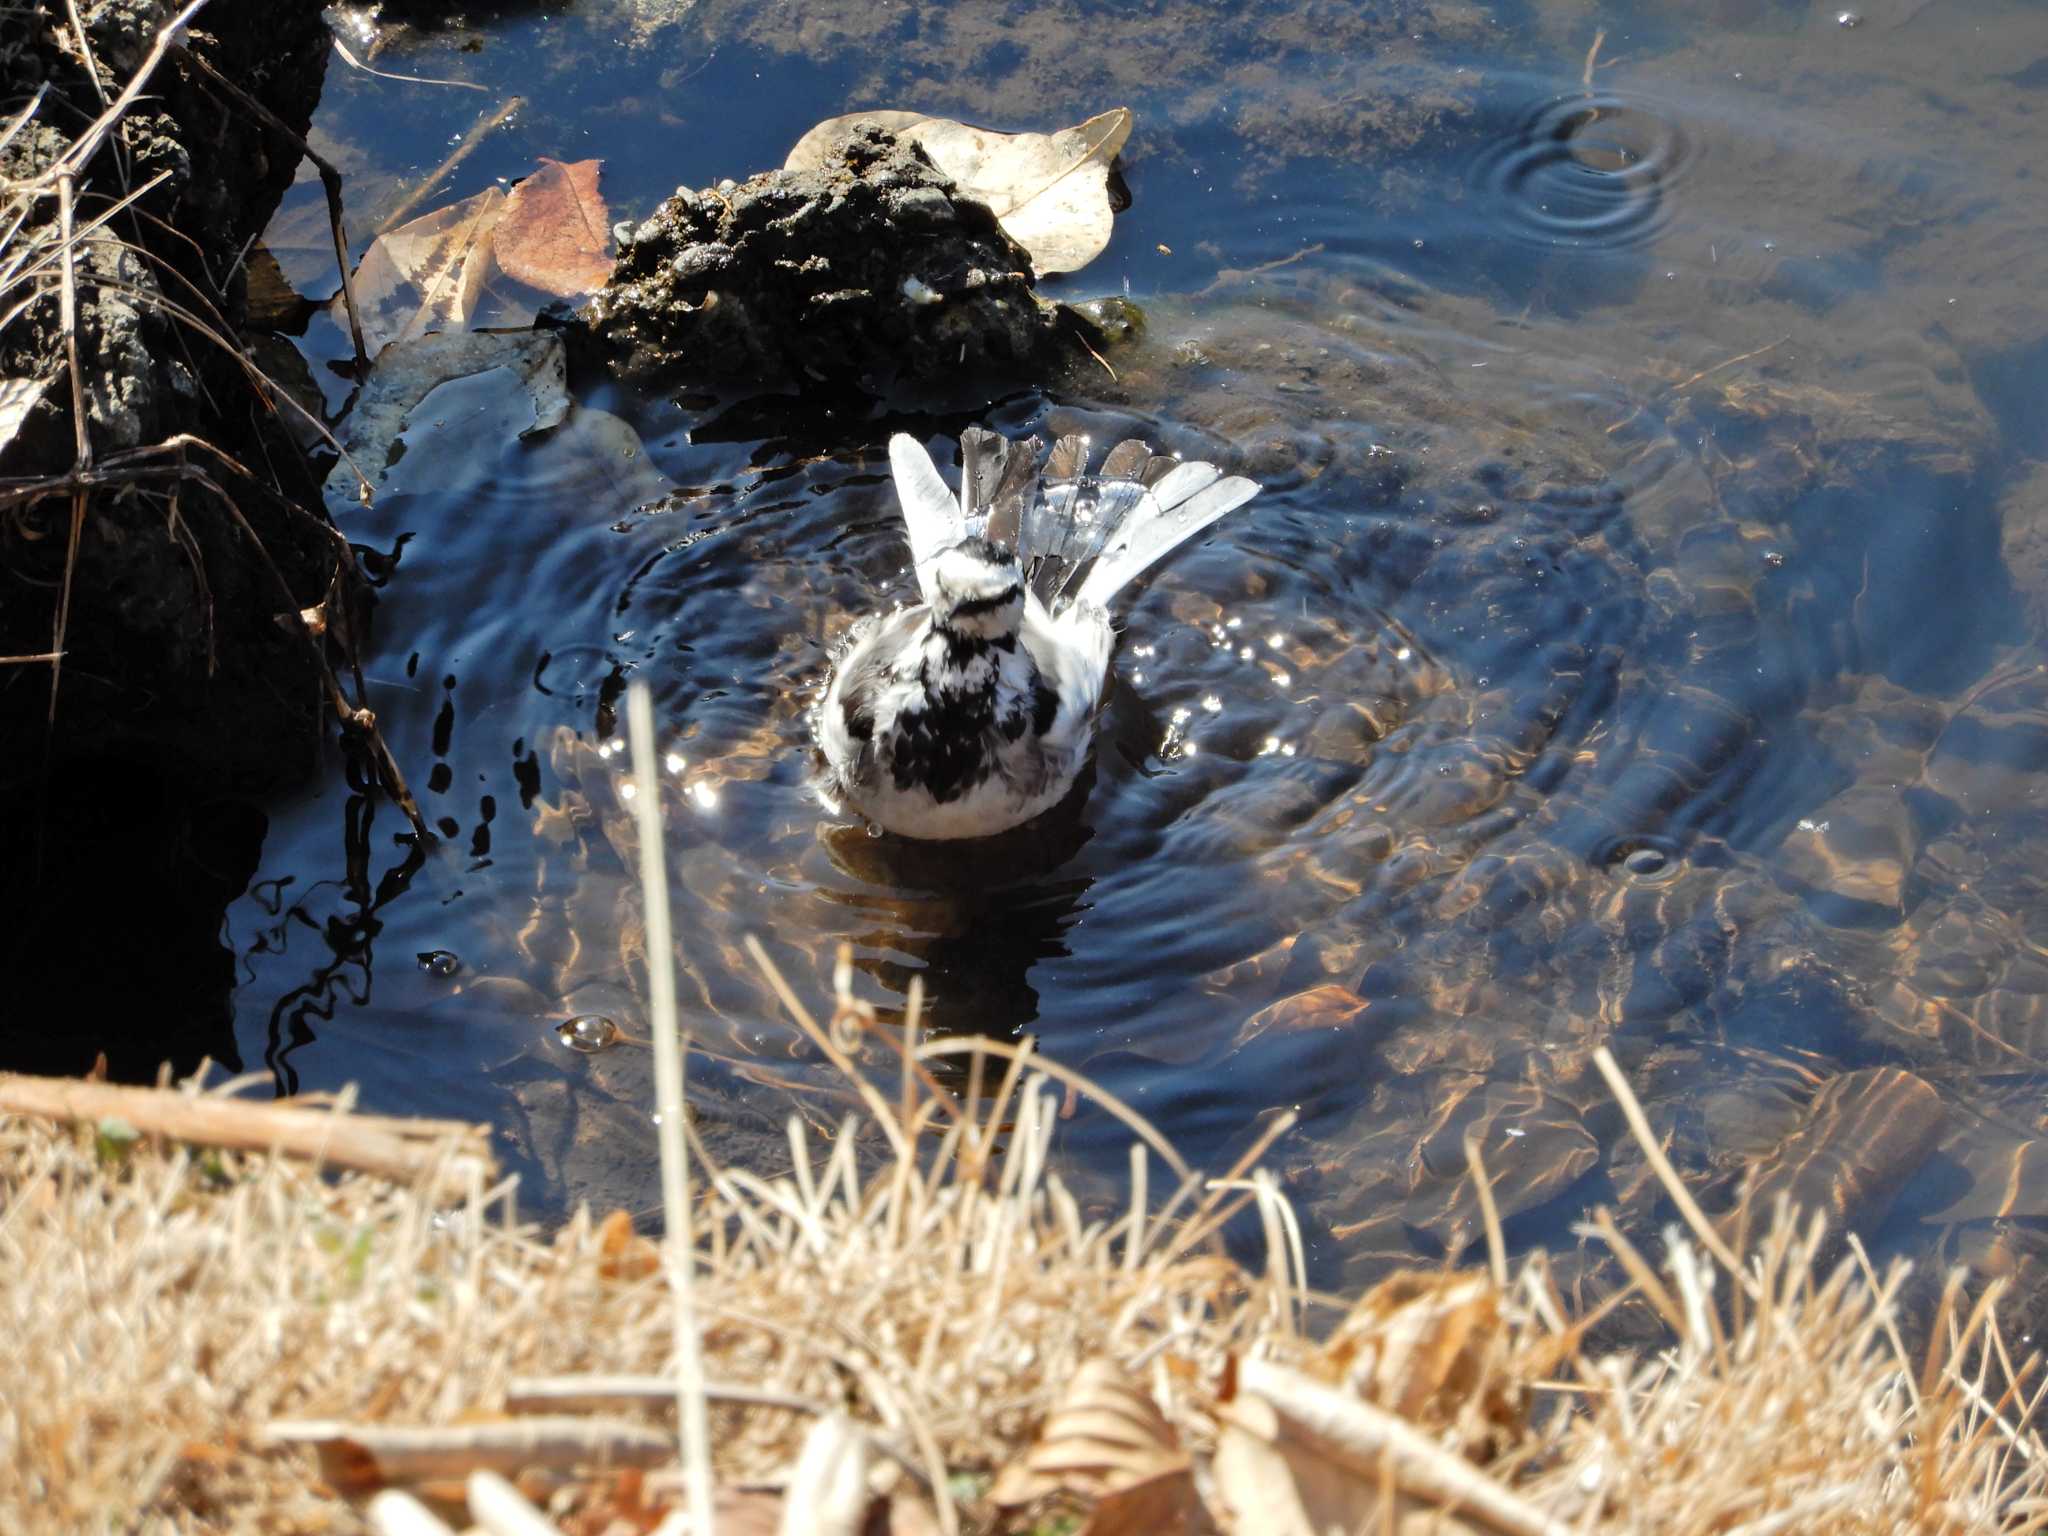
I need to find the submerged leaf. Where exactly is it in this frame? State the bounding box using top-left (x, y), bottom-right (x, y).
top-left (321, 330), bottom-right (570, 509)
top-left (786, 108), bottom-right (1133, 277)
top-left (494, 157), bottom-right (615, 297)
top-left (344, 187), bottom-right (507, 356)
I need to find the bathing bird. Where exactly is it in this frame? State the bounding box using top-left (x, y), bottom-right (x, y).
top-left (815, 427), bottom-right (1260, 839)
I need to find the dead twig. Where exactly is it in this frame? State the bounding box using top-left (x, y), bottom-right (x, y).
top-left (1195, 241), bottom-right (1326, 299)
top-left (173, 43), bottom-right (371, 373)
top-left (331, 37), bottom-right (487, 93)
top-left (263, 1417), bottom-right (672, 1487)
top-left (0, 1071), bottom-right (493, 1184)
top-left (375, 95), bottom-right (524, 238)
top-left (1670, 335), bottom-right (1791, 394)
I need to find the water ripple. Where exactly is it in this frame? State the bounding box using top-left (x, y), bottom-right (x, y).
top-left (1470, 91), bottom-right (1692, 252)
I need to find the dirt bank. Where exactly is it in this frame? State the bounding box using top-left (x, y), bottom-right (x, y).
top-left (0, 0), bottom-right (338, 1079)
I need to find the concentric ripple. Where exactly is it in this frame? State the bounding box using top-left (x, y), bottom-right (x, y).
top-left (1470, 91), bottom-right (1692, 251)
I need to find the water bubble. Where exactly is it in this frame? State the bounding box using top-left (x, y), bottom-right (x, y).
top-left (1600, 836), bottom-right (1680, 882)
top-left (417, 949), bottom-right (460, 979)
top-left (1622, 846), bottom-right (1669, 877)
top-left (556, 1014), bottom-right (621, 1053)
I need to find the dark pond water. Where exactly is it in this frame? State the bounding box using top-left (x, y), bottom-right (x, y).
top-left (236, 0), bottom-right (2048, 1310)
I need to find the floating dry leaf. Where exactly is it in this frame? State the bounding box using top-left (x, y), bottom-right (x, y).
top-left (0, 374), bottom-right (49, 458)
top-left (345, 185), bottom-right (506, 355)
top-left (786, 108), bottom-right (1133, 277)
top-left (990, 1358), bottom-right (1208, 1533)
top-left (495, 157), bottom-right (615, 298)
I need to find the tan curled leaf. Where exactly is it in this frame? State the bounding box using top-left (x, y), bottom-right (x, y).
top-left (494, 157), bottom-right (615, 297)
top-left (1216, 1359), bottom-right (1566, 1536)
top-left (1213, 1391), bottom-right (1387, 1536)
top-left (343, 186), bottom-right (507, 355)
top-left (990, 1359), bottom-right (1209, 1533)
top-left (786, 108), bottom-right (1133, 277)
top-left (0, 374), bottom-right (50, 457)
top-left (1319, 1269), bottom-right (1513, 1441)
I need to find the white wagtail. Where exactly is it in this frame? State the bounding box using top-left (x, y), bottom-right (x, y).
top-left (815, 427), bottom-right (1261, 839)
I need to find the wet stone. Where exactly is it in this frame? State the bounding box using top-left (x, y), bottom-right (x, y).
top-left (581, 126), bottom-right (1070, 390)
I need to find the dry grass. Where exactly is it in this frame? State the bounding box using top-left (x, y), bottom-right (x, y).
top-left (1, 1014), bottom-right (2043, 1534)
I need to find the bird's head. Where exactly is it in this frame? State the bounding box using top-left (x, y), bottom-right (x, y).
top-left (927, 536), bottom-right (1025, 641)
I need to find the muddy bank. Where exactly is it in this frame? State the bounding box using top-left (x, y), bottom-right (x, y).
top-left (0, 0), bottom-right (337, 1079)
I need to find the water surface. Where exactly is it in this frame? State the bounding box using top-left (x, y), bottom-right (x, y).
top-left (244, 0), bottom-right (2048, 1311)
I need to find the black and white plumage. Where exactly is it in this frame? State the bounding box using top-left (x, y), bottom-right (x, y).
top-left (815, 427), bottom-right (1261, 839)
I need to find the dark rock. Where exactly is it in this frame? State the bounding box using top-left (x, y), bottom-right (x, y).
top-left (582, 126), bottom-right (1072, 391)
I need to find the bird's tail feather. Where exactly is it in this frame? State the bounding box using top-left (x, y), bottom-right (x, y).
top-left (892, 429), bottom-right (1259, 613)
top-left (1019, 434), bottom-right (1259, 612)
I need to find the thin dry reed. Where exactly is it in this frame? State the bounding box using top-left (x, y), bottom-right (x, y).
top-left (1, 1012), bottom-right (2043, 1532)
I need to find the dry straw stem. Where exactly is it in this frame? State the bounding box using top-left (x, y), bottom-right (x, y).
top-left (0, 1068), bottom-right (492, 1185)
top-left (5, 989), bottom-right (2046, 1535)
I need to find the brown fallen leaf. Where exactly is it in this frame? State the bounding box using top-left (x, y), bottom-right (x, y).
top-left (1213, 1390), bottom-right (1389, 1536)
top-left (344, 186), bottom-right (506, 355)
top-left (597, 1206), bottom-right (660, 1281)
top-left (1317, 1270), bottom-right (1520, 1454)
top-left (495, 157), bottom-right (615, 297)
top-left (786, 108), bottom-right (1133, 277)
top-left (990, 1358), bottom-right (1210, 1533)
top-left (1215, 1359), bottom-right (1567, 1536)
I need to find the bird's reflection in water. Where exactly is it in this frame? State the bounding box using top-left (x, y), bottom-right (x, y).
top-left (812, 765), bottom-right (1099, 1086)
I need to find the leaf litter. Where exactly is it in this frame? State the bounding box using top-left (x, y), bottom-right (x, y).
top-left (7, 971), bottom-right (2042, 1534)
top-left (786, 107), bottom-right (1133, 276)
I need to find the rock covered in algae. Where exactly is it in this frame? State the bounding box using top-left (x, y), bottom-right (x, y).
top-left (583, 125), bottom-right (1068, 390)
